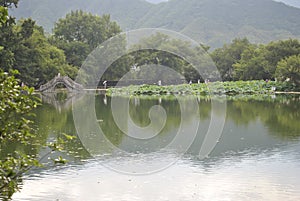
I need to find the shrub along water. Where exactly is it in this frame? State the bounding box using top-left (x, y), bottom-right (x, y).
top-left (107, 80), bottom-right (298, 96)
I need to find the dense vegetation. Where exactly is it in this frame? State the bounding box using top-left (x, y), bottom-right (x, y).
top-left (0, 2), bottom-right (75, 87)
top-left (11, 0), bottom-right (300, 48)
top-left (1, 0), bottom-right (299, 199)
top-left (1, 0), bottom-right (299, 89)
top-left (51, 10), bottom-right (121, 68)
top-left (0, 2), bottom-right (74, 199)
top-left (107, 80), bottom-right (297, 96)
top-left (0, 69), bottom-right (76, 199)
top-left (0, 70), bottom-right (39, 198)
top-left (0, 1), bottom-right (121, 87)
top-left (97, 35), bottom-right (300, 88)
top-left (212, 38), bottom-right (300, 84)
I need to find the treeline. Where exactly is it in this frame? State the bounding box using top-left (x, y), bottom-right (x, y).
top-left (104, 35), bottom-right (300, 87)
top-left (1, 0), bottom-right (299, 88)
top-left (211, 38), bottom-right (300, 85)
top-left (0, 1), bottom-right (121, 88)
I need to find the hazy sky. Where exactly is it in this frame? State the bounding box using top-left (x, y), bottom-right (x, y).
top-left (145, 0), bottom-right (168, 4)
top-left (145, 0), bottom-right (300, 8)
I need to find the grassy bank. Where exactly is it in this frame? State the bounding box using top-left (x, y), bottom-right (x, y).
top-left (107, 80), bottom-right (298, 96)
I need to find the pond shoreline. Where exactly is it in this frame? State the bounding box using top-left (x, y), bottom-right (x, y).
top-left (275, 91), bottom-right (300, 95)
top-left (35, 80), bottom-right (299, 95)
top-left (106, 80), bottom-right (299, 96)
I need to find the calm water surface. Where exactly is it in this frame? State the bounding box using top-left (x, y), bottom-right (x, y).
top-left (11, 94), bottom-right (300, 201)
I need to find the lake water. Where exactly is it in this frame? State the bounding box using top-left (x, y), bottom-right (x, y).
top-left (11, 93), bottom-right (300, 201)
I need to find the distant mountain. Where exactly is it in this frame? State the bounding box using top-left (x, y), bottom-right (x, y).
top-left (136, 0), bottom-right (300, 47)
top-left (11, 0), bottom-right (153, 32)
top-left (277, 0), bottom-right (300, 8)
top-left (11, 0), bottom-right (300, 48)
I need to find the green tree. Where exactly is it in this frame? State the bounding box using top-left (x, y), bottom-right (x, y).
top-left (52, 40), bottom-right (90, 68)
top-left (233, 45), bottom-right (269, 80)
top-left (0, 17), bottom-right (77, 87)
top-left (0, 6), bottom-right (8, 25)
top-left (0, 0), bottom-right (18, 73)
top-left (0, 5), bottom-right (8, 53)
top-left (211, 38), bottom-right (251, 81)
top-left (0, 2), bottom-right (74, 198)
top-left (263, 39), bottom-right (300, 78)
top-left (276, 55), bottom-right (300, 86)
top-left (1, 0), bottom-right (77, 88)
top-left (123, 33), bottom-right (212, 82)
top-left (13, 20), bottom-right (77, 87)
top-left (0, 70), bottom-right (75, 199)
top-left (0, 70), bottom-right (39, 198)
top-left (53, 10), bottom-right (122, 68)
top-left (0, 15), bottom-right (17, 70)
top-left (0, 0), bottom-right (18, 8)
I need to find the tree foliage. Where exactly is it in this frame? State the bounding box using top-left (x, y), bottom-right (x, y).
top-left (211, 38), bottom-right (300, 87)
top-left (1, 2), bottom-right (74, 195)
top-left (0, 0), bottom-right (18, 8)
top-left (0, 17), bottom-right (77, 87)
top-left (276, 55), bottom-right (300, 86)
top-left (263, 39), bottom-right (300, 78)
top-left (13, 20), bottom-right (77, 87)
top-left (53, 10), bottom-right (122, 68)
top-left (233, 45), bottom-right (269, 80)
top-left (110, 33), bottom-right (214, 83)
top-left (0, 70), bottom-right (76, 199)
top-left (1, 0), bottom-right (78, 88)
top-left (54, 10), bottom-right (121, 49)
top-left (83, 32), bottom-right (211, 84)
top-left (211, 38), bottom-right (251, 81)
top-left (0, 70), bottom-right (39, 198)
top-left (0, 6), bottom-right (8, 25)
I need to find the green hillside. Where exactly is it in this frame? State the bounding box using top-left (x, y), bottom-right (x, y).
top-left (11, 0), bottom-right (153, 31)
top-left (10, 0), bottom-right (300, 48)
top-left (136, 0), bottom-right (300, 47)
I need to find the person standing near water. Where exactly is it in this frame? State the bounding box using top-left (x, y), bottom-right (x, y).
top-left (103, 80), bottom-right (107, 89)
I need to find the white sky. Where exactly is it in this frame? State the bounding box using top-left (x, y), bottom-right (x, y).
top-left (145, 0), bottom-right (300, 8)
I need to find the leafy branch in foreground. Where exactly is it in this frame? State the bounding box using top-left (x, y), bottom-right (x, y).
top-left (0, 70), bottom-right (75, 199)
top-left (0, 69), bottom-right (38, 198)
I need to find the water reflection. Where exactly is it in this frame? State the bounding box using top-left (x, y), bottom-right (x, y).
top-left (10, 93), bottom-right (300, 200)
top-left (39, 92), bottom-right (85, 112)
top-left (33, 92), bottom-right (91, 161)
top-left (32, 94), bottom-right (300, 160)
top-left (13, 147), bottom-right (300, 201)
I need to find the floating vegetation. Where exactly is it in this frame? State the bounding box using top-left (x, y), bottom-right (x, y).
top-left (107, 80), bottom-right (298, 96)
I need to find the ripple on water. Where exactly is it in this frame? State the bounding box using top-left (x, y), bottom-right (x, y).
top-left (12, 143), bottom-right (300, 201)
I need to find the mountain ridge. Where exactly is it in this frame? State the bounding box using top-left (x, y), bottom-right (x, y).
top-left (10, 0), bottom-right (300, 48)
top-left (275, 0), bottom-right (300, 8)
